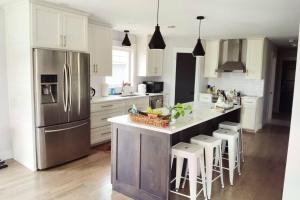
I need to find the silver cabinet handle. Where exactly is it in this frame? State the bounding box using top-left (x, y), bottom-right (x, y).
top-left (101, 132), bottom-right (111, 136)
top-left (101, 105), bottom-right (113, 108)
top-left (96, 64), bottom-right (98, 73)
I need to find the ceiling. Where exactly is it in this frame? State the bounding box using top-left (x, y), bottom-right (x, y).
top-left (47, 0), bottom-right (300, 46)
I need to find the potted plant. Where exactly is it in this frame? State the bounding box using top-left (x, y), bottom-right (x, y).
top-left (168, 103), bottom-right (192, 124)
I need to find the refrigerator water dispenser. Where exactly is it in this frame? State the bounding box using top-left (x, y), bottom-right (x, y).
top-left (41, 75), bottom-right (57, 104)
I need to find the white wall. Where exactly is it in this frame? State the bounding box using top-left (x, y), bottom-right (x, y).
top-left (0, 8), bottom-right (12, 160)
top-left (282, 25), bottom-right (300, 200)
top-left (4, 1), bottom-right (36, 170)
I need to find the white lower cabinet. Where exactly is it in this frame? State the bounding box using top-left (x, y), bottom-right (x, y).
top-left (90, 96), bottom-right (149, 146)
top-left (241, 96), bottom-right (263, 132)
top-left (91, 126), bottom-right (111, 145)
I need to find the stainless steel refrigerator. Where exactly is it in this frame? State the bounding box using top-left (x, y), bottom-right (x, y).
top-left (33, 48), bottom-right (90, 170)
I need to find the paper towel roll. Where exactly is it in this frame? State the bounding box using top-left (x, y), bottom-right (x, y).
top-left (138, 84), bottom-right (146, 94)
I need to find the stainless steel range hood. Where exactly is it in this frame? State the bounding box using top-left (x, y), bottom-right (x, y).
top-left (216, 39), bottom-right (246, 73)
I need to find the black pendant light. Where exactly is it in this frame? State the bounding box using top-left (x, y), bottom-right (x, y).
top-left (148, 0), bottom-right (166, 49)
top-left (193, 16), bottom-right (205, 57)
top-left (122, 30), bottom-right (131, 46)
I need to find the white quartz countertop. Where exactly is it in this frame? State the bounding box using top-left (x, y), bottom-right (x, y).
top-left (108, 104), bottom-right (241, 134)
top-left (91, 93), bottom-right (163, 103)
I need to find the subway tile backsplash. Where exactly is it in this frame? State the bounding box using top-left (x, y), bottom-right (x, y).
top-left (207, 73), bottom-right (264, 96)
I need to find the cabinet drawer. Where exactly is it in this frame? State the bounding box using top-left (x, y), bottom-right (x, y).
top-left (91, 101), bottom-right (125, 112)
top-left (91, 125), bottom-right (111, 145)
top-left (91, 109), bottom-right (123, 128)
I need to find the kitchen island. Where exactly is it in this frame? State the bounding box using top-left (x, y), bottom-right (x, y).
top-left (108, 104), bottom-right (241, 200)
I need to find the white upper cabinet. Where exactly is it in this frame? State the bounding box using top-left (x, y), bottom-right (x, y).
top-left (31, 5), bottom-right (62, 49)
top-left (62, 13), bottom-right (88, 51)
top-left (204, 40), bottom-right (220, 78)
top-left (147, 49), bottom-right (164, 76)
top-left (88, 24), bottom-right (112, 76)
top-left (31, 4), bottom-right (88, 51)
top-left (136, 35), bottom-right (164, 77)
top-left (245, 38), bottom-right (266, 79)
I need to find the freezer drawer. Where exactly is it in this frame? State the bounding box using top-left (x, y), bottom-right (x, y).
top-left (36, 119), bottom-right (90, 169)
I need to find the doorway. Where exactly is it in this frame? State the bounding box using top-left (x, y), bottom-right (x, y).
top-left (272, 48), bottom-right (298, 123)
top-left (279, 60), bottom-right (296, 114)
top-left (174, 53), bottom-right (196, 104)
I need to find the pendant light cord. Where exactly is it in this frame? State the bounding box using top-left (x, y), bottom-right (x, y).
top-left (156, 0), bottom-right (160, 25)
top-left (198, 19), bottom-right (201, 39)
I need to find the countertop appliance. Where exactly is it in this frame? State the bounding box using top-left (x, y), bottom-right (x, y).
top-left (143, 81), bottom-right (164, 93)
top-left (149, 95), bottom-right (164, 109)
top-left (137, 84), bottom-right (146, 94)
top-left (33, 49), bottom-right (90, 170)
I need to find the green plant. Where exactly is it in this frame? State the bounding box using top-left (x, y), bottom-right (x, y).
top-left (168, 103), bottom-right (192, 119)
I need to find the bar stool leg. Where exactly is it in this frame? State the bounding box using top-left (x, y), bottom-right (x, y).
top-left (228, 139), bottom-right (236, 186)
top-left (199, 154), bottom-right (207, 199)
top-left (214, 147), bottom-right (220, 168)
top-left (188, 157), bottom-right (197, 200)
top-left (176, 156), bottom-right (184, 191)
top-left (218, 145), bottom-right (225, 188)
top-left (240, 129), bottom-right (245, 162)
top-left (221, 140), bottom-right (226, 154)
top-left (182, 165), bottom-right (188, 189)
top-left (205, 146), bottom-right (214, 199)
top-left (237, 138), bottom-right (241, 175)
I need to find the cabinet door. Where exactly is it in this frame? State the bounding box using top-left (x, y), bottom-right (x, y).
top-left (246, 39), bottom-right (265, 79)
top-left (204, 40), bottom-right (220, 78)
top-left (147, 50), bottom-right (163, 76)
top-left (63, 13), bottom-right (88, 52)
top-left (32, 5), bottom-right (63, 48)
top-left (88, 24), bottom-right (97, 75)
top-left (93, 26), bottom-right (112, 76)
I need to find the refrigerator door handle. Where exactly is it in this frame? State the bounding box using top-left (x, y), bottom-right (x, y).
top-left (67, 62), bottom-right (72, 111)
top-left (63, 64), bottom-right (68, 112)
top-left (44, 122), bottom-right (89, 133)
top-left (77, 54), bottom-right (81, 115)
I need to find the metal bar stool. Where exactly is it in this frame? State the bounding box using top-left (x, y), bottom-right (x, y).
top-left (219, 121), bottom-right (245, 162)
top-left (188, 135), bottom-right (224, 200)
top-left (171, 142), bottom-right (207, 200)
top-left (213, 129), bottom-right (241, 186)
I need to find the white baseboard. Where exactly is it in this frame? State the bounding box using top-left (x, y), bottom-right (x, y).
top-left (0, 149), bottom-right (13, 160)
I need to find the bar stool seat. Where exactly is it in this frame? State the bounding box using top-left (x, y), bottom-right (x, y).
top-left (171, 142), bottom-right (207, 200)
top-left (219, 121), bottom-right (245, 162)
top-left (213, 129), bottom-right (241, 186)
top-left (190, 135), bottom-right (224, 200)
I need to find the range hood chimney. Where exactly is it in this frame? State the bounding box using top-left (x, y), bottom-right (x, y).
top-left (217, 39), bottom-right (246, 73)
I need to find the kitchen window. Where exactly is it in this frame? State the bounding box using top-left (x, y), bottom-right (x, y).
top-left (105, 47), bottom-right (133, 87)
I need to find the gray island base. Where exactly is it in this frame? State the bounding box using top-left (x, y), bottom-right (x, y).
top-left (109, 105), bottom-right (241, 200)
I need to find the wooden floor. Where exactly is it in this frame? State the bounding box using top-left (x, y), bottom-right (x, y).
top-left (0, 125), bottom-right (289, 200)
